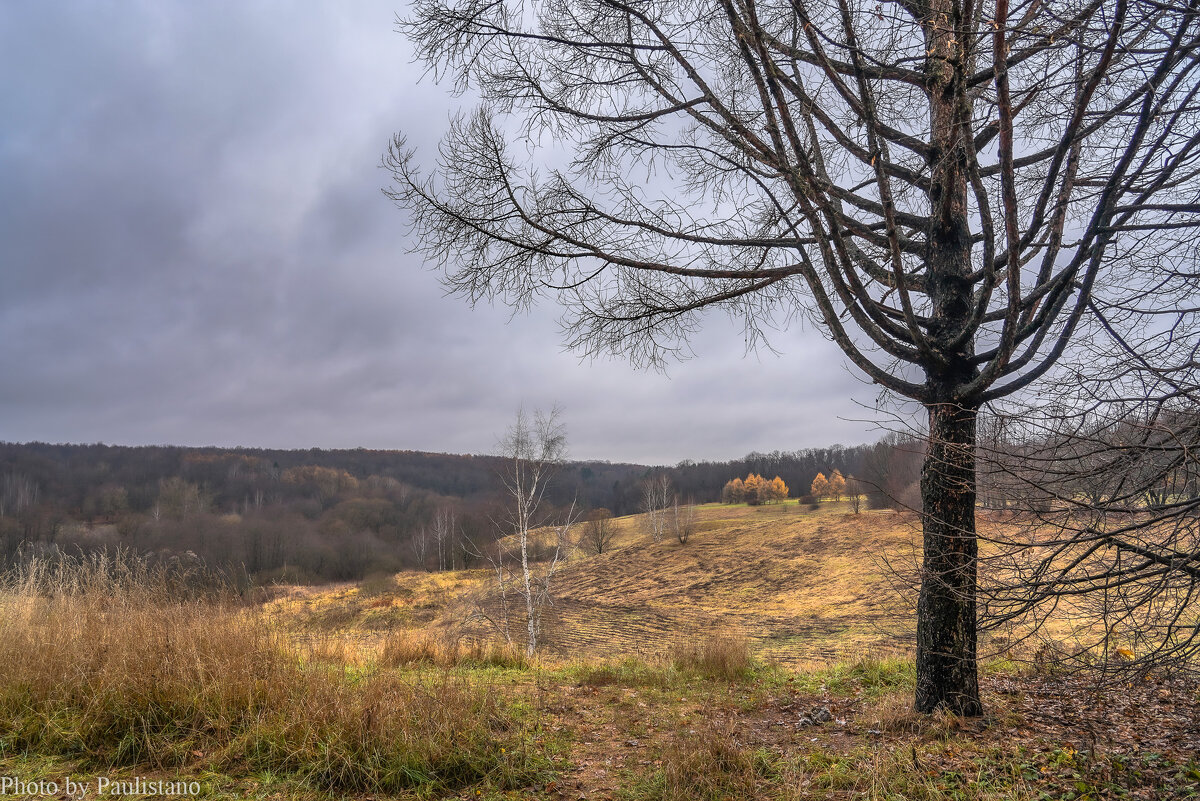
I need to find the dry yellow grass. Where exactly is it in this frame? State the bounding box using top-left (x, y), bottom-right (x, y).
top-left (668, 628), bottom-right (754, 679)
top-left (261, 502), bottom-right (925, 667)
top-left (2, 525), bottom-right (1192, 800)
top-left (261, 503), bottom-right (1094, 670)
top-left (528, 503), bottom-right (924, 666)
top-left (378, 629), bottom-right (529, 669)
top-left (0, 554), bottom-right (552, 795)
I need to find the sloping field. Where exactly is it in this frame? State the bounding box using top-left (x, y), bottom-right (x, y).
top-left (536, 504), bottom-right (920, 665)
top-left (268, 502), bottom-right (940, 666)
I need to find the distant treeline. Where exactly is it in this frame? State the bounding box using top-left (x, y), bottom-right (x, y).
top-left (0, 442), bottom-right (651, 518)
top-left (0, 438), bottom-right (920, 583)
top-left (665, 443), bottom-right (913, 504)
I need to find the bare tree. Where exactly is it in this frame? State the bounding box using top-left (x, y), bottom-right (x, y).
top-left (155, 477), bottom-right (210, 521)
top-left (846, 476), bottom-right (864, 515)
top-left (412, 525), bottom-right (431, 571)
top-left (0, 473), bottom-right (38, 518)
top-left (493, 406), bottom-right (574, 656)
top-left (432, 506), bottom-right (456, 572)
top-left (476, 497), bottom-right (579, 652)
top-left (671, 496), bottom-right (696, 545)
top-left (859, 434), bottom-right (924, 511)
top-left (387, 1), bottom-right (1200, 713)
top-left (640, 473), bottom-right (672, 543)
top-left (581, 507), bottom-right (616, 555)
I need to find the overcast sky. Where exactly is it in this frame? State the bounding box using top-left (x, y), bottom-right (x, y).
top-left (0, 2), bottom-right (890, 465)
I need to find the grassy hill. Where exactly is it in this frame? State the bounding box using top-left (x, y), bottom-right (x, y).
top-left (266, 501), bottom-right (922, 663)
top-left (532, 503), bottom-right (919, 666)
top-left (268, 500), bottom-right (1100, 676)
top-left (4, 506), bottom-right (1195, 800)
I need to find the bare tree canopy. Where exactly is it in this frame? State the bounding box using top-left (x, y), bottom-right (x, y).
top-left (387, 0), bottom-right (1200, 714)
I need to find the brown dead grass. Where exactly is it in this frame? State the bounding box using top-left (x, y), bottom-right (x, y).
top-left (4, 538), bottom-right (1197, 801)
top-left (379, 629), bottom-right (529, 669)
top-left (262, 504), bottom-right (1071, 670)
top-left (669, 629), bottom-right (754, 679)
top-left (647, 715), bottom-right (776, 801)
top-left (526, 503), bottom-right (924, 666)
top-left (0, 555), bottom-right (551, 795)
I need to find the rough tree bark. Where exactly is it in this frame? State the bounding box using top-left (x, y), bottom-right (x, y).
top-left (917, 401), bottom-right (981, 713)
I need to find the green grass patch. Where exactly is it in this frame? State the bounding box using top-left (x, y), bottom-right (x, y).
top-left (791, 655), bottom-right (917, 698)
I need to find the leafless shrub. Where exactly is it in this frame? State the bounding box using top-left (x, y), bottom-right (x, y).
top-left (579, 507), bottom-right (615, 555)
top-left (670, 497), bottom-right (695, 545)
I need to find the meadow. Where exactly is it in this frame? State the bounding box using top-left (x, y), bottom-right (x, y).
top-left (1, 503), bottom-right (1196, 800)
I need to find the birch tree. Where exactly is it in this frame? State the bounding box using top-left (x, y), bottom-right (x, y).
top-left (496, 406), bottom-right (571, 656)
top-left (640, 473), bottom-right (672, 542)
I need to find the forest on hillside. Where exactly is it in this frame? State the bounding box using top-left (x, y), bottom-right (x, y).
top-left (0, 439), bottom-right (915, 583)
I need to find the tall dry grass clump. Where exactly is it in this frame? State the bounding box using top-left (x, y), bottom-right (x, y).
top-left (379, 630), bottom-right (529, 670)
top-left (638, 717), bottom-right (776, 801)
top-left (0, 554), bottom-right (551, 794)
top-left (669, 629), bottom-right (754, 680)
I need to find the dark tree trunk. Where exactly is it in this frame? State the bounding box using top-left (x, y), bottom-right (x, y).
top-left (913, 0), bottom-right (983, 715)
top-left (915, 399), bottom-right (982, 715)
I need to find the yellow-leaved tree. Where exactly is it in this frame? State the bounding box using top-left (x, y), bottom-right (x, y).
top-left (829, 470), bottom-right (847, 501)
top-left (724, 473), bottom-right (788, 504)
top-left (768, 476), bottom-right (788, 503)
top-left (743, 473), bottom-right (766, 505)
top-left (810, 473), bottom-right (830, 500)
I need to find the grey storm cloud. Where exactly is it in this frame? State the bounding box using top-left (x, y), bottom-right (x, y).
top-left (0, 2), bottom-right (885, 465)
